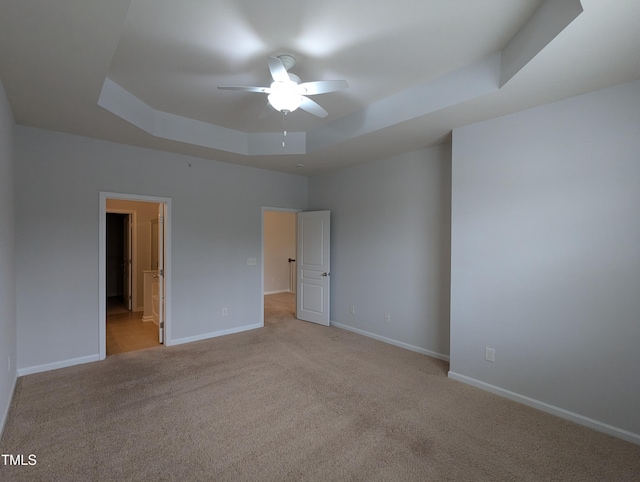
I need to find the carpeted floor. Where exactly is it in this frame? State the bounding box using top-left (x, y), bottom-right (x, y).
top-left (1, 293), bottom-right (639, 481)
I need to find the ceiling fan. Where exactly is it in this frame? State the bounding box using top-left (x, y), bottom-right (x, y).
top-left (218, 55), bottom-right (348, 118)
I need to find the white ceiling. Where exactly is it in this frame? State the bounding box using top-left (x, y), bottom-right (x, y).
top-left (0, 0), bottom-right (639, 174)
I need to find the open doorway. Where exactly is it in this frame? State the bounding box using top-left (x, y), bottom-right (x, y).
top-left (99, 193), bottom-right (171, 359)
top-left (106, 212), bottom-right (132, 316)
top-left (262, 208), bottom-right (332, 327)
top-left (262, 208), bottom-right (298, 325)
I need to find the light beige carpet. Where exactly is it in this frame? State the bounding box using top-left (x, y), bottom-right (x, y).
top-left (1, 293), bottom-right (639, 481)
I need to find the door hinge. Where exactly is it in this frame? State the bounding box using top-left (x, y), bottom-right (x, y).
top-left (160, 269), bottom-right (164, 276)
top-left (160, 322), bottom-right (164, 329)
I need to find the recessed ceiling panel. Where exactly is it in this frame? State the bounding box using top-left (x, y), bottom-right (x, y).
top-left (107, 0), bottom-right (543, 133)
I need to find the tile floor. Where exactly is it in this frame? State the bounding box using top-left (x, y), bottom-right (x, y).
top-left (106, 303), bottom-right (161, 355)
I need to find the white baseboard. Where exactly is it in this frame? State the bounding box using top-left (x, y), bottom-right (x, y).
top-left (330, 321), bottom-right (450, 362)
top-left (168, 323), bottom-right (263, 346)
top-left (264, 289), bottom-right (291, 295)
top-left (448, 371), bottom-right (640, 446)
top-left (17, 324), bottom-right (264, 375)
top-left (17, 354), bottom-right (101, 377)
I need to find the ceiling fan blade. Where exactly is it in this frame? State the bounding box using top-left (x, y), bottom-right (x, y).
top-left (268, 56), bottom-right (290, 83)
top-left (299, 96), bottom-right (328, 118)
top-left (258, 101), bottom-right (275, 120)
top-left (299, 80), bottom-right (348, 95)
top-left (217, 86), bottom-right (270, 93)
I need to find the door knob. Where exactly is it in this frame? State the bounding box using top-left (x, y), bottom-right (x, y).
top-left (322, 272), bottom-right (329, 277)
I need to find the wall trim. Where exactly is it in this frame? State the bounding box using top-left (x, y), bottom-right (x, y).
top-left (16, 323), bottom-right (263, 376)
top-left (448, 371), bottom-right (640, 446)
top-left (168, 323), bottom-right (263, 347)
top-left (264, 289), bottom-right (291, 295)
top-left (330, 321), bottom-right (450, 362)
top-left (17, 354), bottom-right (100, 377)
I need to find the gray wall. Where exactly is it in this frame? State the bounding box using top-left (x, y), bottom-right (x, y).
top-left (450, 79), bottom-right (640, 438)
top-left (0, 80), bottom-right (17, 433)
top-left (308, 146), bottom-right (451, 359)
top-left (15, 127), bottom-right (307, 372)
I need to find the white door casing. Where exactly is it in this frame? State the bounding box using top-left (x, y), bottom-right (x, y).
top-left (158, 203), bottom-right (165, 344)
top-left (296, 211), bottom-right (330, 326)
top-left (100, 192), bottom-right (172, 360)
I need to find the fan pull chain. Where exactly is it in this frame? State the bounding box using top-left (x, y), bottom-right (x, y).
top-left (282, 111), bottom-right (288, 148)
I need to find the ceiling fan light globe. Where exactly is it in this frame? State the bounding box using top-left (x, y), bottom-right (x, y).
top-left (268, 92), bottom-right (303, 112)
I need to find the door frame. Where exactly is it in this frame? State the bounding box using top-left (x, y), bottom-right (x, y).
top-left (261, 206), bottom-right (301, 326)
top-left (106, 209), bottom-right (136, 311)
top-left (99, 192), bottom-right (172, 360)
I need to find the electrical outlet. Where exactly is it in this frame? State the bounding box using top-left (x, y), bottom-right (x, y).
top-left (222, 307), bottom-right (228, 316)
top-left (384, 313), bottom-right (391, 323)
top-left (485, 347), bottom-right (495, 363)
top-left (349, 305), bottom-right (355, 314)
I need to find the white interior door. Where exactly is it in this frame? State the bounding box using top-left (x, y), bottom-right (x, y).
top-left (157, 203), bottom-right (165, 343)
top-left (296, 211), bottom-right (330, 326)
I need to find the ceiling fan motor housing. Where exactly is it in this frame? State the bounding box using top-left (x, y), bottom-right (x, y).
top-left (277, 54), bottom-right (296, 71)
